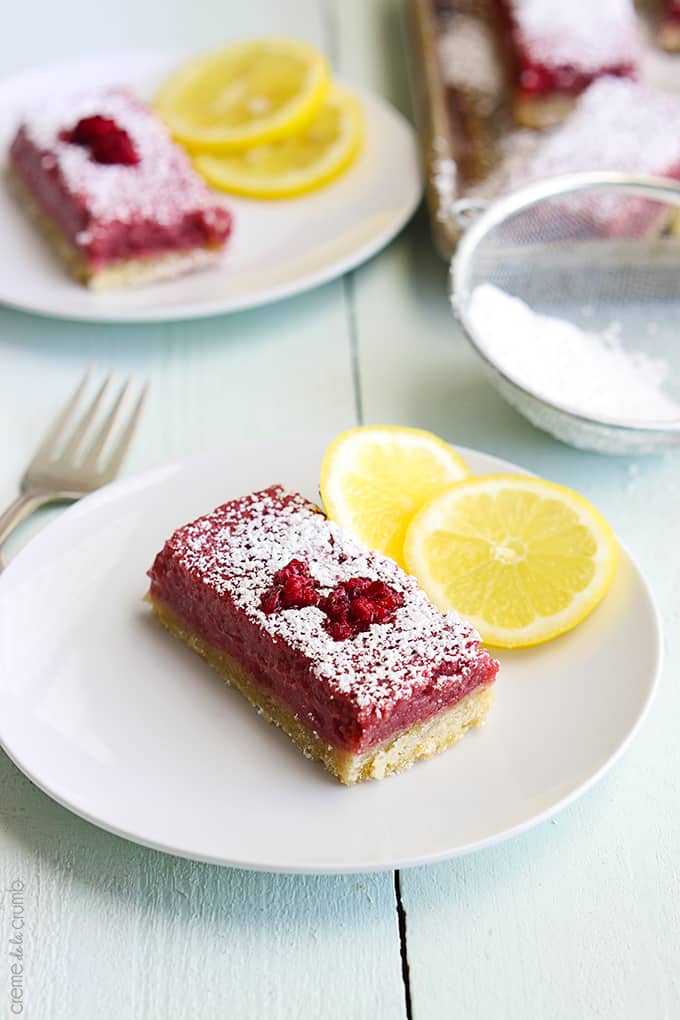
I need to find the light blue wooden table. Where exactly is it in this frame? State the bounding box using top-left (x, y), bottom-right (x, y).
top-left (2, 2), bottom-right (679, 1017)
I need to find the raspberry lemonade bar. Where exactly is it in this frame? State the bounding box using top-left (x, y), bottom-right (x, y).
top-left (509, 78), bottom-right (680, 237)
top-left (496, 0), bottom-right (639, 128)
top-left (659, 1), bottom-right (680, 51)
top-left (8, 88), bottom-right (232, 288)
top-left (147, 487), bottom-right (499, 785)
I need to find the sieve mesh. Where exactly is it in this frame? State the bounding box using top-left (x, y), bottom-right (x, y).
top-left (452, 174), bottom-right (680, 451)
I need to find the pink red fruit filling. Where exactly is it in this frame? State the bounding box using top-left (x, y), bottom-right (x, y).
top-left (260, 560), bottom-right (404, 640)
top-left (517, 60), bottom-right (635, 97)
top-left (60, 115), bottom-right (140, 166)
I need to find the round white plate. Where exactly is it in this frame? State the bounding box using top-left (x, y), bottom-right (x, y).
top-left (0, 437), bottom-right (661, 873)
top-left (0, 52), bottom-right (422, 323)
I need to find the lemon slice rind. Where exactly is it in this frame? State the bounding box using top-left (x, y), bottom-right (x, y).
top-left (320, 426), bottom-right (470, 569)
top-left (194, 86), bottom-right (362, 198)
top-left (155, 38), bottom-right (330, 153)
top-left (404, 474), bottom-right (618, 649)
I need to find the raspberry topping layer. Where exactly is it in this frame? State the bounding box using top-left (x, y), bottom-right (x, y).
top-left (148, 487), bottom-right (499, 753)
top-left (9, 87), bottom-right (232, 267)
top-left (260, 559), bottom-right (321, 613)
top-left (261, 560), bottom-right (405, 641)
top-left (319, 577), bottom-right (404, 641)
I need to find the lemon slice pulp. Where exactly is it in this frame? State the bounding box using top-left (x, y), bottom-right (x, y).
top-left (194, 86), bottom-right (362, 198)
top-left (320, 426), bottom-right (470, 570)
top-left (155, 38), bottom-right (330, 152)
top-left (404, 474), bottom-right (618, 648)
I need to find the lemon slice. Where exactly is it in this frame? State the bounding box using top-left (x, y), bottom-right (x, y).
top-left (320, 426), bottom-right (470, 569)
top-left (404, 475), bottom-right (618, 648)
top-left (194, 86), bottom-right (362, 198)
top-left (155, 38), bottom-right (330, 152)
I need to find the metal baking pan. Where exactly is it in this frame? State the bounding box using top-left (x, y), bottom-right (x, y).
top-left (406, 0), bottom-right (680, 258)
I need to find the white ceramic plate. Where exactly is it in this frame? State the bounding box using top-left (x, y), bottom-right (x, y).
top-left (0, 437), bottom-right (661, 873)
top-left (0, 52), bottom-right (421, 323)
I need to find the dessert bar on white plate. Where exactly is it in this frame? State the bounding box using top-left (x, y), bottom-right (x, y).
top-left (147, 486), bottom-right (499, 785)
top-left (8, 87), bottom-right (232, 288)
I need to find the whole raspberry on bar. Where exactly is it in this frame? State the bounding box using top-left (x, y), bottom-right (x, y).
top-left (62, 114), bottom-right (140, 166)
top-left (260, 559), bottom-right (320, 612)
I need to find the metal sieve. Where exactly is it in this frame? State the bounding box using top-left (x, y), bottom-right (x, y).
top-left (450, 172), bottom-right (680, 454)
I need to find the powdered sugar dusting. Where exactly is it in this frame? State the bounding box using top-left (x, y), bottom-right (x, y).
top-left (19, 87), bottom-right (228, 228)
top-left (503, 78), bottom-right (680, 230)
top-left (511, 78), bottom-right (680, 183)
top-left (507, 0), bottom-right (640, 72)
top-left (165, 487), bottom-right (486, 712)
top-left (438, 16), bottom-right (503, 103)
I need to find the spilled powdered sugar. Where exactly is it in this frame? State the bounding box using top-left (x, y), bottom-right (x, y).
top-left (20, 87), bottom-right (226, 227)
top-left (169, 488), bottom-right (482, 712)
top-left (507, 0), bottom-right (639, 71)
top-left (468, 283), bottom-right (680, 423)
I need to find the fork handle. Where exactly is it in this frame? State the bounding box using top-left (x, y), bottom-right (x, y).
top-left (0, 491), bottom-right (59, 571)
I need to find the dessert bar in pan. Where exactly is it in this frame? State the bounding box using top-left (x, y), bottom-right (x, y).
top-left (508, 78), bottom-right (680, 237)
top-left (659, 1), bottom-right (680, 51)
top-left (496, 0), bottom-right (639, 129)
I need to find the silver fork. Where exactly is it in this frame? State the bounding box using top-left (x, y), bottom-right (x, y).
top-left (0, 367), bottom-right (148, 571)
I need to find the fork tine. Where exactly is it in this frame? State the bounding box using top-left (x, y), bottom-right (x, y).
top-left (81, 376), bottom-right (134, 471)
top-left (101, 382), bottom-right (148, 478)
top-left (60, 373), bottom-right (114, 462)
top-left (27, 366), bottom-right (93, 470)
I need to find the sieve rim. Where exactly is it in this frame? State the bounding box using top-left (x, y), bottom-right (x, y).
top-left (450, 172), bottom-right (680, 436)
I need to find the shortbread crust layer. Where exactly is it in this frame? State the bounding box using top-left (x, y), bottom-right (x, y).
top-left (8, 167), bottom-right (223, 289)
top-left (149, 595), bottom-right (494, 785)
